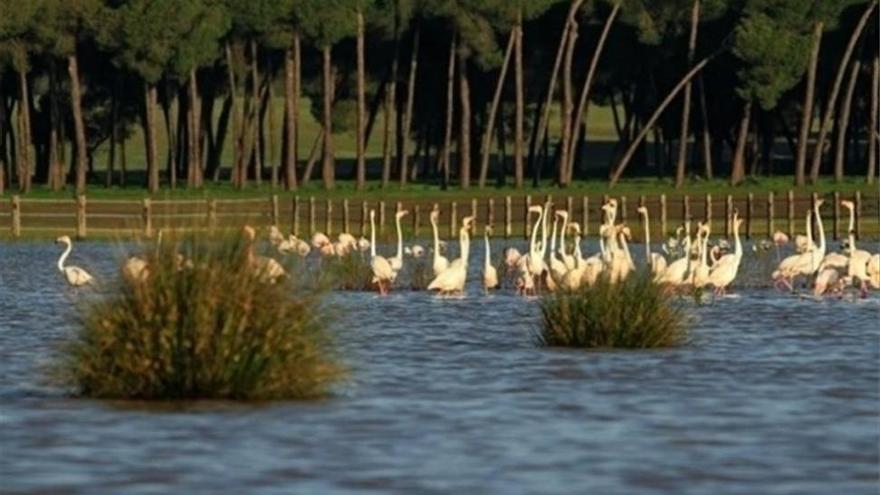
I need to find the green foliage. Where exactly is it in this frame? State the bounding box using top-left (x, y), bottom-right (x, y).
top-left (53, 231), bottom-right (343, 400)
top-left (297, 0), bottom-right (358, 47)
top-left (317, 253), bottom-right (376, 290)
top-left (536, 272), bottom-right (687, 349)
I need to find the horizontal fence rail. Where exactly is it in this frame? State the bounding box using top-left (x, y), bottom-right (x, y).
top-left (1, 191), bottom-right (878, 242)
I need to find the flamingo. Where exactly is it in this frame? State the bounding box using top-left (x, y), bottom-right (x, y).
top-left (658, 220), bottom-right (693, 287)
top-left (311, 232), bottom-right (331, 249)
top-left (388, 209), bottom-right (409, 273)
top-left (503, 247), bottom-right (522, 269)
top-left (369, 209), bottom-right (394, 295)
top-left (636, 206), bottom-right (667, 277)
top-left (242, 226), bottom-right (286, 284)
top-left (814, 268), bottom-right (845, 297)
top-left (430, 207), bottom-right (449, 277)
top-left (707, 212), bottom-right (743, 296)
top-left (55, 236), bottom-right (95, 287)
top-left (483, 226), bottom-right (499, 291)
top-left (556, 210), bottom-right (576, 270)
top-left (840, 200), bottom-right (872, 296)
top-left (428, 217), bottom-right (472, 295)
top-left (773, 199), bottom-right (826, 290)
top-left (866, 254), bottom-right (880, 289)
top-left (122, 255), bottom-right (149, 282)
top-left (608, 224), bottom-right (634, 284)
top-left (269, 225), bottom-right (285, 246)
top-left (548, 211), bottom-right (568, 280)
top-left (691, 222), bottom-right (711, 289)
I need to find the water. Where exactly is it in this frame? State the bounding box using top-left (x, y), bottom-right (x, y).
top-left (1, 241), bottom-right (878, 494)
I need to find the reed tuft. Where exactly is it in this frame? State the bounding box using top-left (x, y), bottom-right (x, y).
top-left (54, 231), bottom-right (343, 400)
top-left (536, 272), bottom-right (687, 349)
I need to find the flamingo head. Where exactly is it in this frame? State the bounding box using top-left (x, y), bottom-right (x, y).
top-left (568, 222), bottom-right (581, 236)
top-left (555, 210), bottom-right (568, 220)
top-left (242, 225), bottom-right (256, 241)
top-left (618, 225), bottom-right (632, 240)
top-left (462, 216), bottom-right (476, 231)
top-left (636, 206), bottom-right (647, 216)
top-left (772, 230), bottom-right (789, 245)
top-left (485, 225), bottom-right (493, 236)
top-left (528, 205), bottom-right (543, 216)
top-left (55, 235), bottom-right (72, 245)
top-left (370, 209), bottom-right (376, 220)
top-left (815, 198), bottom-right (825, 209)
top-left (430, 209), bottom-right (440, 223)
top-left (396, 210), bottom-right (409, 220)
top-left (840, 200), bottom-right (854, 210)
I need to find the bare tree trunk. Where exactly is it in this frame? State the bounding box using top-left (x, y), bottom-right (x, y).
top-left (529, 0), bottom-right (585, 183)
top-left (609, 52), bottom-right (716, 186)
top-left (145, 82), bottom-right (159, 192)
top-left (558, 18), bottom-right (577, 187)
top-left (514, 18), bottom-right (524, 189)
top-left (869, 55), bottom-right (878, 184)
top-left (834, 60), bottom-right (861, 182)
top-left (356, 10), bottom-right (367, 190)
top-left (795, 21), bottom-right (823, 186)
top-left (321, 44), bottom-right (335, 190)
top-left (478, 29), bottom-right (516, 188)
top-left (283, 39), bottom-right (299, 190)
top-left (302, 128), bottom-right (323, 185)
top-left (187, 69), bottom-right (201, 187)
top-left (566, 1), bottom-right (620, 183)
top-left (809, 1), bottom-right (877, 183)
top-left (17, 67), bottom-right (32, 192)
top-left (49, 63), bottom-right (63, 190)
top-left (67, 53), bottom-right (88, 193)
top-left (264, 60), bottom-right (277, 189)
top-left (458, 50), bottom-right (471, 189)
top-left (226, 43), bottom-right (244, 188)
top-left (249, 40), bottom-right (262, 187)
top-left (441, 33), bottom-right (457, 189)
top-left (675, 0), bottom-right (700, 188)
top-left (730, 100), bottom-right (751, 186)
top-left (400, 26), bottom-right (420, 187)
top-left (698, 76), bottom-right (712, 179)
top-left (160, 80), bottom-right (177, 190)
top-left (382, 31), bottom-right (400, 189)
top-left (106, 80), bottom-right (117, 188)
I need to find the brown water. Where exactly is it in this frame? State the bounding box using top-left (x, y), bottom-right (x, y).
top-left (1, 241), bottom-right (878, 494)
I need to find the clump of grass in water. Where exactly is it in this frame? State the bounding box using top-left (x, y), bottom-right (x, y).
top-left (54, 231), bottom-right (343, 400)
top-left (318, 253), bottom-right (375, 290)
top-left (536, 271), bottom-right (687, 349)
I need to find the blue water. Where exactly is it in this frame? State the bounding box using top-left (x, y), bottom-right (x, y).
top-left (1, 241), bottom-right (878, 494)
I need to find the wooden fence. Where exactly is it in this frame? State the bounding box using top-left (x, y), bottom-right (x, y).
top-left (1, 191), bottom-right (878, 242)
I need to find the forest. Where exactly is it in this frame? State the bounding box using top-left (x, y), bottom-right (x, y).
top-left (0, 0), bottom-right (877, 195)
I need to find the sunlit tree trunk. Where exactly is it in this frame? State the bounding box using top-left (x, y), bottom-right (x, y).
top-left (458, 50), bottom-right (471, 189)
top-left (356, 10), bottom-right (367, 190)
top-left (675, 0), bottom-right (700, 188)
top-left (283, 37), bottom-right (299, 191)
top-left (382, 26), bottom-right (400, 189)
top-left (17, 65), bottom-right (32, 193)
top-left (441, 33), bottom-right (456, 189)
top-left (795, 21), bottom-right (823, 186)
top-left (188, 68), bottom-right (202, 187)
top-left (698, 76), bottom-right (712, 179)
top-left (834, 60), bottom-right (860, 182)
top-left (399, 26), bottom-right (420, 187)
top-left (558, 18), bottom-right (577, 187)
top-left (868, 55), bottom-right (878, 185)
top-left (145, 82), bottom-right (159, 193)
top-left (321, 44), bottom-right (335, 190)
top-left (730, 100), bottom-right (751, 186)
top-left (226, 43), bottom-right (243, 188)
top-left (478, 29), bottom-right (515, 188)
top-left (513, 18), bottom-right (524, 189)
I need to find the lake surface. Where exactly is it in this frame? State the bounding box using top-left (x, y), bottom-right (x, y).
top-left (1, 241), bottom-right (878, 494)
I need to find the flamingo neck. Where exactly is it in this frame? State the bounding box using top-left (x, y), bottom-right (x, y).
top-left (550, 216), bottom-right (558, 253)
top-left (814, 205), bottom-right (825, 255)
top-left (395, 216), bottom-right (403, 258)
top-left (620, 232), bottom-right (633, 267)
top-left (846, 206), bottom-right (856, 251)
top-left (484, 233), bottom-right (491, 269)
top-left (559, 215), bottom-right (568, 256)
top-left (574, 234), bottom-right (583, 264)
top-left (734, 220), bottom-right (742, 260)
top-left (540, 208), bottom-right (549, 258)
top-left (459, 227), bottom-right (470, 266)
top-left (529, 211), bottom-right (542, 257)
top-left (58, 240), bottom-right (71, 272)
top-left (642, 213), bottom-right (650, 265)
top-left (370, 214), bottom-right (377, 258)
top-left (432, 217), bottom-right (441, 258)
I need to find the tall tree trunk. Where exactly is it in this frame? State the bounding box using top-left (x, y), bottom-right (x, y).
top-left (698, 76), bottom-right (712, 179)
top-left (17, 67), bottom-right (32, 193)
top-left (566, 1), bottom-right (620, 183)
top-left (69, 53), bottom-right (88, 194)
top-left (160, 80), bottom-right (177, 190)
top-left (458, 50), bottom-right (471, 189)
top-left (400, 26), bottom-right (420, 187)
top-left (514, 18), bottom-right (524, 189)
top-left (188, 68), bottom-right (202, 187)
top-left (558, 18), bottom-right (577, 187)
top-left (834, 60), bottom-right (861, 182)
top-left (226, 43), bottom-right (244, 188)
top-left (283, 37), bottom-right (299, 191)
top-left (529, 0), bottom-right (585, 183)
top-left (478, 29), bottom-right (516, 188)
top-left (49, 62), bottom-right (62, 190)
top-left (441, 33), bottom-right (457, 190)
top-left (321, 45), bottom-right (335, 190)
top-left (795, 21), bottom-right (823, 186)
top-left (609, 52), bottom-right (716, 186)
top-left (250, 40), bottom-right (262, 187)
top-left (675, 0), bottom-right (700, 188)
top-left (809, 1), bottom-right (877, 183)
top-left (354, 10), bottom-right (367, 190)
top-left (382, 30), bottom-right (400, 189)
top-left (263, 60), bottom-right (276, 189)
top-left (730, 100), bottom-right (751, 185)
top-left (145, 82), bottom-right (159, 193)
top-left (869, 55), bottom-right (878, 185)
top-left (106, 81), bottom-right (117, 188)
top-left (302, 128), bottom-right (323, 185)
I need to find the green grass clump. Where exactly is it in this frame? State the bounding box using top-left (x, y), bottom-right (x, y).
top-left (55, 231), bottom-right (343, 400)
top-left (318, 252), bottom-right (375, 290)
top-left (537, 272), bottom-right (687, 349)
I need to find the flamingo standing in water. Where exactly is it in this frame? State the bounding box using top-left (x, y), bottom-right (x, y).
top-left (840, 200), bottom-right (872, 296)
top-left (707, 212), bottom-right (743, 296)
top-left (483, 226), bottom-right (499, 291)
top-left (636, 206), bottom-right (667, 278)
top-left (430, 206), bottom-right (449, 277)
top-left (55, 236), bottom-right (94, 286)
top-left (428, 216), bottom-right (473, 295)
top-left (242, 226), bottom-right (287, 283)
top-left (369, 209), bottom-right (394, 295)
top-left (388, 209), bottom-right (409, 275)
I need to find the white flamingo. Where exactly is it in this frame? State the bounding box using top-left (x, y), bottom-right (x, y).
top-left (55, 236), bottom-right (95, 287)
top-left (369, 209), bottom-right (394, 295)
top-left (430, 207), bottom-right (449, 277)
top-left (840, 200), bottom-right (872, 295)
top-left (428, 217), bottom-right (472, 295)
top-left (311, 232), bottom-right (331, 249)
top-left (242, 226), bottom-right (286, 284)
top-left (773, 199), bottom-right (826, 290)
top-left (691, 222), bottom-right (711, 289)
top-left (388, 209), bottom-right (409, 273)
top-left (636, 206), bottom-right (667, 277)
top-left (483, 226), bottom-right (499, 291)
top-left (707, 212), bottom-right (743, 296)
top-left (658, 220), bottom-right (693, 287)
top-left (556, 210), bottom-right (576, 270)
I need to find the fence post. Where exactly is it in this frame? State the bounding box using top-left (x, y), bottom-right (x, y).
top-left (143, 198), bottom-right (153, 238)
top-left (413, 204), bottom-right (420, 237)
top-left (581, 196), bottom-right (589, 237)
top-left (270, 194), bottom-right (279, 228)
top-left (660, 194), bottom-right (667, 238)
top-left (308, 196), bottom-right (316, 236)
top-left (811, 192), bottom-right (819, 240)
top-left (11, 195), bottom-right (20, 238)
top-left (620, 195), bottom-right (627, 222)
top-left (488, 198), bottom-right (495, 231)
top-left (767, 192), bottom-right (774, 237)
top-left (682, 195), bottom-right (690, 222)
top-left (208, 199), bottom-right (217, 233)
top-left (325, 199), bottom-right (333, 235)
top-left (291, 196), bottom-right (299, 236)
top-left (450, 201), bottom-right (458, 238)
top-left (726, 195), bottom-right (733, 237)
top-left (379, 201), bottom-right (386, 235)
top-left (566, 196), bottom-right (573, 218)
top-left (524, 195), bottom-right (531, 238)
top-left (706, 193), bottom-right (713, 228)
top-left (470, 198), bottom-right (477, 221)
top-left (787, 190), bottom-right (795, 238)
top-left (505, 196), bottom-right (512, 239)
top-left (343, 198), bottom-right (350, 234)
top-left (854, 190), bottom-right (862, 240)
top-left (832, 192), bottom-right (840, 240)
top-left (76, 195), bottom-right (87, 239)
top-left (746, 193), bottom-right (754, 239)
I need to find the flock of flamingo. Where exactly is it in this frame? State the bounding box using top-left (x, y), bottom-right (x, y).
top-left (54, 198), bottom-right (880, 299)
